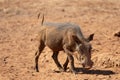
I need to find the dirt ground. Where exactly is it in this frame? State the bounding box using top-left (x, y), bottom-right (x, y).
top-left (0, 0), bottom-right (120, 80)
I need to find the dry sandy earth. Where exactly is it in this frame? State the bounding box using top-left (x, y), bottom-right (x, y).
top-left (0, 0), bottom-right (120, 80)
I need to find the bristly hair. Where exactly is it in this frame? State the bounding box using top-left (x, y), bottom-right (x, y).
top-left (37, 13), bottom-right (44, 26)
top-left (41, 14), bottom-right (44, 26)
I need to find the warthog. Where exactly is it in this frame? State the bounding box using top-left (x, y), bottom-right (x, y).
top-left (35, 15), bottom-right (94, 74)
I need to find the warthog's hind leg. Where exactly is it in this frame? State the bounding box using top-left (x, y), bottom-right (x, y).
top-left (52, 51), bottom-right (64, 72)
top-left (35, 42), bottom-right (45, 72)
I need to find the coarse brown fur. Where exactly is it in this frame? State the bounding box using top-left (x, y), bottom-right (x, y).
top-left (35, 15), bottom-right (94, 74)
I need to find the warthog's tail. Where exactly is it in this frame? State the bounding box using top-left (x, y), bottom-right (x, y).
top-left (37, 13), bottom-right (44, 26)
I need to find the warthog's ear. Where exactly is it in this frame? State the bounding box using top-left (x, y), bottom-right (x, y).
top-left (87, 33), bottom-right (94, 42)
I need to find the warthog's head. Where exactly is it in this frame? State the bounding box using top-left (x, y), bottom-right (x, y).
top-left (75, 34), bottom-right (94, 69)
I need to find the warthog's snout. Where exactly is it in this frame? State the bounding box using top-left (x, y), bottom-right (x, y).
top-left (82, 60), bottom-right (93, 69)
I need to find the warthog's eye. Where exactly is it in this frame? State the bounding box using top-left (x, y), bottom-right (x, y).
top-left (81, 57), bottom-right (84, 60)
top-left (80, 56), bottom-right (84, 61)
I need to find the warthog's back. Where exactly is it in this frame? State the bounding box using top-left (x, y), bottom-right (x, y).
top-left (43, 22), bottom-right (78, 27)
top-left (43, 22), bottom-right (84, 39)
top-left (43, 22), bottom-right (83, 36)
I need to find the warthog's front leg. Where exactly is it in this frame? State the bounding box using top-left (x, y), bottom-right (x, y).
top-left (63, 57), bottom-right (69, 71)
top-left (63, 45), bottom-right (77, 74)
top-left (52, 51), bottom-right (64, 71)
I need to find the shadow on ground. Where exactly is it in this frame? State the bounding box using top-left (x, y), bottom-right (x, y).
top-left (53, 68), bottom-right (115, 75)
top-left (82, 69), bottom-right (115, 75)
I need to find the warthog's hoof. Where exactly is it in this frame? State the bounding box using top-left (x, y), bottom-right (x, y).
top-left (34, 67), bottom-right (39, 72)
top-left (53, 67), bottom-right (65, 73)
top-left (34, 69), bottom-right (39, 72)
top-left (59, 67), bottom-right (65, 72)
top-left (63, 67), bottom-right (68, 72)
